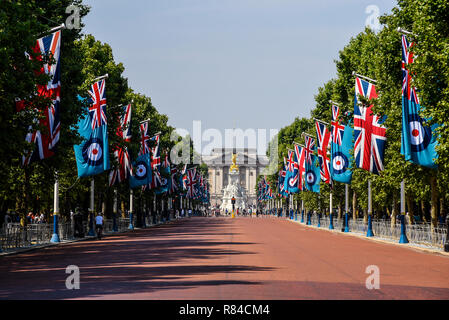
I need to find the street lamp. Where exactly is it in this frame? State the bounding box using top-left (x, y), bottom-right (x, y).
top-left (231, 197), bottom-right (236, 219)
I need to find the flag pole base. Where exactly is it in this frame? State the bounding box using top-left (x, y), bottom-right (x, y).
top-left (399, 234), bottom-right (409, 244)
top-left (50, 233), bottom-right (60, 243)
top-left (344, 213), bottom-right (350, 232)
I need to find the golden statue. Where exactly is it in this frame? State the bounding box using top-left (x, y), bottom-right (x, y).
top-left (230, 153), bottom-right (239, 173)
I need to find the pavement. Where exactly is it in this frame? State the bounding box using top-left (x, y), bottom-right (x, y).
top-left (1, 216), bottom-right (448, 300)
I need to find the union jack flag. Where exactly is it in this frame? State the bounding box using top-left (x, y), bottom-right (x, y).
top-left (315, 121), bottom-right (331, 184)
top-left (286, 150), bottom-right (298, 173)
top-left (120, 104), bottom-right (132, 142)
top-left (150, 134), bottom-right (162, 188)
top-left (169, 166), bottom-right (179, 195)
top-left (150, 134), bottom-right (161, 170)
top-left (18, 30), bottom-right (62, 166)
top-left (139, 121), bottom-right (151, 155)
top-left (88, 79), bottom-right (107, 130)
top-left (279, 158), bottom-right (289, 196)
top-left (354, 77), bottom-right (387, 175)
top-left (331, 105), bottom-right (345, 145)
top-left (303, 135), bottom-right (316, 165)
top-left (109, 104), bottom-right (133, 186)
top-left (109, 147), bottom-right (132, 186)
top-left (294, 144), bottom-right (306, 191)
top-left (184, 168), bottom-right (198, 199)
top-left (401, 35), bottom-right (419, 104)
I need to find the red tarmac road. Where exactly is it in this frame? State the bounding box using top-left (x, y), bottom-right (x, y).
top-left (1, 216), bottom-right (449, 300)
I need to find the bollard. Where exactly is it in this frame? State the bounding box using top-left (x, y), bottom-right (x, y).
top-left (128, 211), bottom-right (134, 230)
top-left (399, 214), bottom-right (409, 244)
top-left (50, 213), bottom-right (60, 243)
top-left (329, 211), bottom-right (334, 230)
top-left (344, 213), bottom-right (349, 232)
top-left (367, 214), bottom-right (374, 237)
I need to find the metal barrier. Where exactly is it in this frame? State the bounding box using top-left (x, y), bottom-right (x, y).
top-left (1, 217), bottom-right (133, 252)
top-left (292, 214), bottom-right (447, 250)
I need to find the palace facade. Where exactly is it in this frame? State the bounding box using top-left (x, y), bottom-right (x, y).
top-left (202, 148), bottom-right (269, 209)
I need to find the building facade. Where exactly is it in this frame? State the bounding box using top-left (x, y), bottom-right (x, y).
top-left (202, 148), bottom-right (269, 209)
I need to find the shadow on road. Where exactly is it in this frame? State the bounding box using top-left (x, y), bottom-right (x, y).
top-left (0, 217), bottom-right (273, 299)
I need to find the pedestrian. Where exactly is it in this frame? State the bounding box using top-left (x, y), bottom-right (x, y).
top-left (95, 212), bottom-right (104, 240)
top-left (4, 212), bottom-right (11, 225)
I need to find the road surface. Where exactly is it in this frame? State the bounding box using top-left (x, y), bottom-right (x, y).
top-left (1, 216), bottom-right (449, 300)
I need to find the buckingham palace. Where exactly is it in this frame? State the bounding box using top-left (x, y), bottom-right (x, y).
top-left (202, 148), bottom-right (269, 209)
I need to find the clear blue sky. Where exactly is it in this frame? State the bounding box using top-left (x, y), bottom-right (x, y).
top-left (82, 0), bottom-right (397, 154)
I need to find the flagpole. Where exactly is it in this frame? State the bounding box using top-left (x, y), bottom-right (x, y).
top-left (367, 180), bottom-right (374, 237)
top-left (88, 178), bottom-right (95, 236)
top-left (112, 189), bottom-right (118, 232)
top-left (397, 27), bottom-right (418, 37)
top-left (329, 100), bottom-right (341, 106)
top-left (399, 180), bottom-right (409, 243)
top-left (92, 74), bottom-right (109, 83)
top-left (143, 200), bottom-right (147, 227)
top-left (161, 197), bottom-right (165, 222)
top-left (329, 192), bottom-right (334, 230)
top-left (180, 195), bottom-right (183, 218)
top-left (153, 195), bottom-right (157, 224)
top-left (352, 71), bottom-right (377, 84)
top-left (301, 199), bottom-right (305, 224)
top-left (50, 173), bottom-right (60, 243)
top-left (344, 184), bottom-right (350, 232)
top-left (128, 190), bottom-right (134, 230)
top-left (302, 132), bottom-right (315, 140)
top-left (38, 23), bottom-right (66, 37)
top-left (314, 118), bottom-right (330, 126)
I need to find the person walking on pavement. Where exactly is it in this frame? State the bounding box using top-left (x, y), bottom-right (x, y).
top-left (95, 212), bottom-right (104, 240)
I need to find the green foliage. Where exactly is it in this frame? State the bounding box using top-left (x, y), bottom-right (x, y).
top-left (258, 0), bottom-right (449, 218)
top-left (0, 1), bottom-right (207, 221)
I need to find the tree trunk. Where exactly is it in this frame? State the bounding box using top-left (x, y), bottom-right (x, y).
top-left (421, 200), bottom-right (427, 223)
top-left (430, 176), bottom-right (438, 233)
top-left (121, 200), bottom-right (126, 219)
top-left (406, 194), bottom-right (415, 224)
top-left (352, 191), bottom-right (357, 221)
top-left (391, 192), bottom-right (397, 231)
top-left (440, 197), bottom-right (445, 223)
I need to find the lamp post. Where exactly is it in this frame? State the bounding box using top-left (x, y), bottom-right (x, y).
top-left (231, 197), bottom-right (236, 218)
